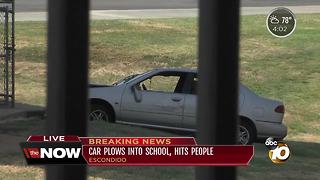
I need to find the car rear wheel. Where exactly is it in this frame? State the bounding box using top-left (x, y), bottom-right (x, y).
top-left (239, 122), bottom-right (254, 145)
top-left (89, 104), bottom-right (112, 122)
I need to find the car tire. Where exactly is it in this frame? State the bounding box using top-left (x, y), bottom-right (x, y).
top-left (89, 104), bottom-right (113, 122)
top-left (239, 121), bottom-right (254, 145)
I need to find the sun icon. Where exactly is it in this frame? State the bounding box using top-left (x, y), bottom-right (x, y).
top-left (269, 15), bottom-right (280, 24)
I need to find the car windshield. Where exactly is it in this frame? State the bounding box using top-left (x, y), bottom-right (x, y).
top-left (112, 74), bottom-right (140, 85)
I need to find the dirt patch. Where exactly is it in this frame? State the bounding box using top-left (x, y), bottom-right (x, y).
top-left (15, 61), bottom-right (46, 77)
top-left (289, 133), bottom-right (320, 143)
top-left (0, 165), bottom-right (44, 180)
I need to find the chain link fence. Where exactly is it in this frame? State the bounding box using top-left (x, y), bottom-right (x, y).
top-left (0, 0), bottom-right (14, 107)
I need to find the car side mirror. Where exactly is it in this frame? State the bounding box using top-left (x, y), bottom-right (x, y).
top-left (131, 85), bottom-right (142, 102)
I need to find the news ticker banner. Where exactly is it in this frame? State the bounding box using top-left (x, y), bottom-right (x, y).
top-left (20, 136), bottom-right (254, 166)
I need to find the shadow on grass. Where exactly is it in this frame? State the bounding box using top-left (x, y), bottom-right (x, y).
top-left (0, 102), bottom-right (45, 121)
top-left (0, 119), bottom-right (319, 180)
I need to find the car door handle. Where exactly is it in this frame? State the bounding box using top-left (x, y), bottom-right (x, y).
top-left (171, 97), bottom-right (182, 102)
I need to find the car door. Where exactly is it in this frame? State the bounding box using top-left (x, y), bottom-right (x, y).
top-left (183, 73), bottom-right (246, 129)
top-left (120, 71), bottom-right (187, 128)
top-left (183, 73), bottom-right (197, 129)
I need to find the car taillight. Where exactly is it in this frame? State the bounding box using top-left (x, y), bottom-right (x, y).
top-left (275, 105), bottom-right (285, 113)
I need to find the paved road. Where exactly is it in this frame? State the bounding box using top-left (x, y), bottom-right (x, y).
top-left (15, 5), bottom-right (320, 21)
top-left (241, 0), bottom-right (320, 7)
top-left (14, 0), bottom-right (320, 12)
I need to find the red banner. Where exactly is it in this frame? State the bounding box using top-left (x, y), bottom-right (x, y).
top-left (21, 136), bottom-right (254, 166)
top-left (82, 145), bottom-right (253, 166)
top-left (80, 137), bottom-right (196, 146)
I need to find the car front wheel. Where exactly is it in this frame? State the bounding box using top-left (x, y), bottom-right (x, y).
top-left (89, 104), bottom-right (112, 122)
top-left (239, 122), bottom-right (254, 145)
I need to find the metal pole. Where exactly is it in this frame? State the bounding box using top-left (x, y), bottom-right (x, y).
top-left (11, 0), bottom-right (15, 107)
top-left (46, 0), bottom-right (89, 179)
top-left (4, 6), bottom-right (8, 104)
top-left (196, 0), bottom-right (240, 179)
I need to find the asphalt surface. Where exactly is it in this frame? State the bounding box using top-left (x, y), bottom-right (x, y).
top-left (241, 0), bottom-right (320, 7)
top-left (14, 0), bottom-right (320, 12)
top-left (15, 5), bottom-right (320, 21)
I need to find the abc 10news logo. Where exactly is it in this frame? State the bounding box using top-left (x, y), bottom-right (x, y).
top-left (265, 137), bottom-right (290, 164)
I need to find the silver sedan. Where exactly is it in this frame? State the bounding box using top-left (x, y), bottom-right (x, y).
top-left (89, 68), bottom-right (287, 145)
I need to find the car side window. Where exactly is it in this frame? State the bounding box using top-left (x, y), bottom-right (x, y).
top-left (138, 73), bottom-right (185, 93)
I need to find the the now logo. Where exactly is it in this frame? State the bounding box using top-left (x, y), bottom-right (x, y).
top-left (24, 148), bottom-right (81, 159)
top-left (41, 148), bottom-right (81, 159)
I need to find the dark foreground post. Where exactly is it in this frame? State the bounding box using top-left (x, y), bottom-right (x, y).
top-left (46, 0), bottom-right (89, 179)
top-left (196, 0), bottom-right (240, 179)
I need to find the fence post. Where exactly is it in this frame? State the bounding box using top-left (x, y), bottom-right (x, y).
top-left (46, 0), bottom-right (89, 179)
top-left (196, 0), bottom-right (240, 179)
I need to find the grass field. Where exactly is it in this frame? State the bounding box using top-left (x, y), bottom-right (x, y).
top-left (0, 119), bottom-right (319, 180)
top-left (8, 14), bottom-right (320, 179)
top-left (14, 14), bottom-right (320, 143)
